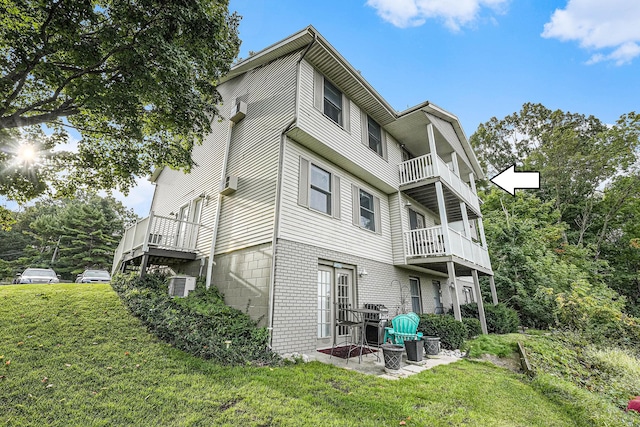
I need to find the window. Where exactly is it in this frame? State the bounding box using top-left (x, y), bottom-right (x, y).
top-left (317, 269), bottom-right (331, 338)
top-left (409, 209), bottom-right (425, 230)
top-left (298, 157), bottom-right (341, 219)
top-left (323, 79), bottom-right (343, 125)
top-left (310, 164), bottom-right (332, 215)
top-left (314, 70), bottom-right (350, 131)
top-left (351, 185), bottom-right (381, 233)
top-left (410, 277), bottom-right (422, 314)
top-left (463, 286), bottom-right (474, 304)
top-left (367, 116), bottom-right (383, 156)
top-left (359, 189), bottom-right (375, 231)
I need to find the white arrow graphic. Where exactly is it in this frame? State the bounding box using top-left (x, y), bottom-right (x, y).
top-left (490, 164), bottom-right (540, 196)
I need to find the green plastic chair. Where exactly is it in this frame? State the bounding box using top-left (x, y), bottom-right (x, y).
top-left (384, 313), bottom-right (423, 345)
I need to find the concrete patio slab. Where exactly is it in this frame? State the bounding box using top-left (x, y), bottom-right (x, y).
top-left (308, 348), bottom-right (462, 379)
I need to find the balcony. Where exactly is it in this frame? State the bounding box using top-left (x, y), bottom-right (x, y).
top-left (404, 226), bottom-right (491, 271)
top-left (112, 212), bottom-right (200, 273)
top-left (399, 153), bottom-right (480, 215)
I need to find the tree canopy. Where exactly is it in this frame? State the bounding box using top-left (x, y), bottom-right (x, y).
top-left (473, 104), bottom-right (640, 330)
top-left (0, 0), bottom-right (240, 202)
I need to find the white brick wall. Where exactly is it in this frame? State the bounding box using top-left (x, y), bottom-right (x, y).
top-left (270, 239), bottom-right (447, 354)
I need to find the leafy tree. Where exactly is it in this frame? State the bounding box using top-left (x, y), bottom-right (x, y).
top-left (0, 0), bottom-right (240, 204)
top-left (471, 104), bottom-right (639, 245)
top-left (5, 194), bottom-right (136, 280)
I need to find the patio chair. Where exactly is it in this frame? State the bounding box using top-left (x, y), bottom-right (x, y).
top-left (384, 313), bottom-right (423, 346)
top-left (331, 303), bottom-right (364, 363)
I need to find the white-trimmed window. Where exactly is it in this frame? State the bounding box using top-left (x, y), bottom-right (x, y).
top-left (463, 286), bottom-right (474, 304)
top-left (314, 70), bottom-right (350, 131)
top-left (298, 156), bottom-right (341, 219)
top-left (361, 114), bottom-right (387, 159)
top-left (409, 277), bottom-right (422, 314)
top-left (351, 185), bottom-right (381, 233)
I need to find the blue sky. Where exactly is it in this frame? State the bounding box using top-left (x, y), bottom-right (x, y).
top-left (3, 0), bottom-right (640, 216)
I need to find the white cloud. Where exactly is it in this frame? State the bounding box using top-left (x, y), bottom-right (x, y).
top-left (542, 0), bottom-right (640, 65)
top-left (366, 0), bottom-right (508, 31)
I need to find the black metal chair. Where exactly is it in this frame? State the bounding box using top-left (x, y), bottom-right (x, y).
top-left (331, 303), bottom-right (364, 363)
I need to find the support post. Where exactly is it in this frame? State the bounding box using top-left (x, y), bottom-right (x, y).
top-left (447, 261), bottom-right (461, 321)
top-left (472, 270), bottom-right (488, 334)
top-left (427, 124), bottom-right (439, 176)
top-left (140, 254), bottom-right (149, 278)
top-left (435, 181), bottom-right (451, 255)
top-left (489, 275), bottom-right (498, 305)
top-left (450, 152), bottom-right (460, 176)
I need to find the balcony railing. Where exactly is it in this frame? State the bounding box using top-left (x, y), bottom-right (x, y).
top-left (399, 153), bottom-right (480, 212)
top-left (404, 225), bottom-right (490, 269)
top-left (112, 212), bottom-right (200, 273)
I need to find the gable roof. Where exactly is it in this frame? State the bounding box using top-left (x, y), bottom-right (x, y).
top-left (222, 26), bottom-right (484, 179)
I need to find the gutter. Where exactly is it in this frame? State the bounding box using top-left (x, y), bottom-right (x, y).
top-left (205, 119), bottom-right (234, 289)
top-left (266, 33), bottom-right (316, 349)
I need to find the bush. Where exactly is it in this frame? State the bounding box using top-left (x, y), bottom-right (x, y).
top-left (111, 273), bottom-right (279, 366)
top-left (462, 317), bottom-right (482, 338)
top-left (417, 314), bottom-right (467, 350)
top-left (457, 303), bottom-right (520, 334)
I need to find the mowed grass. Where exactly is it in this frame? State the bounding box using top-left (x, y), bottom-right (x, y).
top-left (0, 284), bottom-right (613, 426)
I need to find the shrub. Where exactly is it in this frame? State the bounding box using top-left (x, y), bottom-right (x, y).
top-left (111, 273), bottom-right (279, 366)
top-left (417, 314), bottom-right (467, 350)
top-left (457, 303), bottom-right (519, 334)
top-left (462, 317), bottom-right (482, 338)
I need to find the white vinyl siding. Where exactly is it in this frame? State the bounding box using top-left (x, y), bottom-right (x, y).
top-left (298, 60), bottom-right (398, 189)
top-left (280, 140), bottom-right (393, 264)
top-left (150, 52), bottom-right (298, 256)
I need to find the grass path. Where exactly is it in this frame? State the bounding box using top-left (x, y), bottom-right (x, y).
top-left (0, 284), bottom-right (602, 426)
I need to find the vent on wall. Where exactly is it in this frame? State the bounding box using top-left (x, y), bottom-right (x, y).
top-left (230, 100), bottom-right (247, 123)
top-left (219, 175), bottom-right (238, 195)
top-left (168, 276), bottom-right (196, 297)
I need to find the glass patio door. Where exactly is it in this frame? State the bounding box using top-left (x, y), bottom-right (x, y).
top-left (316, 265), bottom-right (355, 349)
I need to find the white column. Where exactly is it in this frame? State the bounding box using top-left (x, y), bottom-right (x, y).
top-left (450, 152), bottom-right (460, 176)
top-left (435, 181), bottom-right (451, 255)
top-left (447, 261), bottom-right (461, 321)
top-left (472, 270), bottom-right (488, 334)
top-left (427, 124), bottom-right (439, 176)
top-left (468, 172), bottom-right (477, 194)
top-left (460, 202), bottom-right (470, 238)
top-left (477, 217), bottom-right (488, 248)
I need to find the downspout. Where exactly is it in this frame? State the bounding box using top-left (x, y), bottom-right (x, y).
top-left (267, 33), bottom-right (317, 348)
top-left (206, 119), bottom-right (234, 289)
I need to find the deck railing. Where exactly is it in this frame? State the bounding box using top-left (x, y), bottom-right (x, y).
top-left (399, 153), bottom-right (480, 212)
top-left (404, 225), bottom-right (490, 269)
top-left (111, 212), bottom-right (200, 273)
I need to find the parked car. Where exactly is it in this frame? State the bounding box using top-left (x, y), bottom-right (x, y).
top-left (15, 268), bottom-right (60, 284)
top-left (76, 269), bottom-right (111, 283)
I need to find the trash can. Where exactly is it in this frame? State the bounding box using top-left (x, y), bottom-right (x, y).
top-left (404, 339), bottom-right (424, 362)
top-left (424, 336), bottom-right (440, 356)
top-left (381, 344), bottom-right (404, 370)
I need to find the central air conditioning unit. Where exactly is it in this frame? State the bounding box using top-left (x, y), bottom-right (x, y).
top-left (168, 276), bottom-right (196, 297)
top-left (219, 175), bottom-right (238, 195)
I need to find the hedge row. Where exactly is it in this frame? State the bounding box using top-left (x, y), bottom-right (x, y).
top-left (458, 303), bottom-right (520, 334)
top-left (111, 273), bottom-right (279, 366)
top-left (417, 314), bottom-right (467, 350)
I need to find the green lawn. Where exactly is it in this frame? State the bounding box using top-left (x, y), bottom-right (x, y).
top-left (0, 283), bottom-right (631, 426)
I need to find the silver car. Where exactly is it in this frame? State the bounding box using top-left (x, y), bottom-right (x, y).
top-left (76, 269), bottom-right (111, 283)
top-left (16, 268), bottom-right (60, 284)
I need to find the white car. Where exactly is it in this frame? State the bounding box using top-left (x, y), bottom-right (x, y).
top-left (76, 269), bottom-right (111, 283)
top-left (16, 268), bottom-right (60, 284)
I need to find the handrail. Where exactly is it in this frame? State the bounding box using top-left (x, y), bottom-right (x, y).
top-left (399, 153), bottom-right (480, 212)
top-left (404, 226), bottom-right (491, 269)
